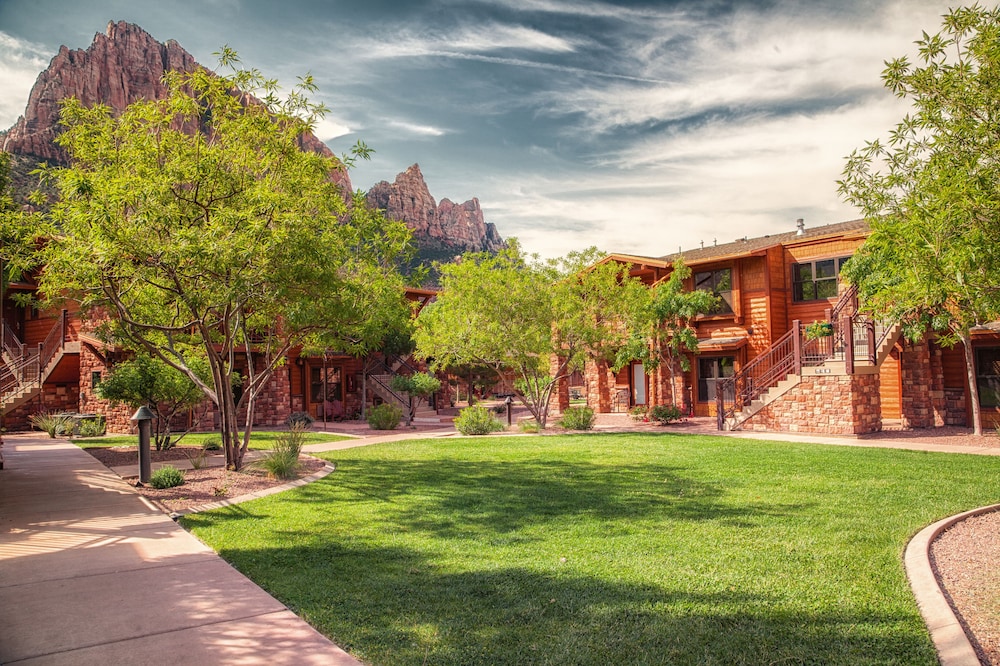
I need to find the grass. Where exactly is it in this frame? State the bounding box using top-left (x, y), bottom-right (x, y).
top-left (73, 430), bottom-right (349, 450)
top-left (180, 433), bottom-right (1000, 665)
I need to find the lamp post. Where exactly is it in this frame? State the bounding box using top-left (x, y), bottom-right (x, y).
top-left (131, 405), bottom-right (155, 484)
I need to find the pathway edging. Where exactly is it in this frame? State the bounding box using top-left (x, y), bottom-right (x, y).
top-left (904, 503), bottom-right (1000, 666)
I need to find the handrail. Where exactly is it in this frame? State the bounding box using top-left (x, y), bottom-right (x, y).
top-left (366, 358), bottom-right (411, 408)
top-left (37, 310), bottom-right (68, 376)
top-left (717, 323), bottom-right (800, 430)
top-left (2, 321), bottom-right (25, 361)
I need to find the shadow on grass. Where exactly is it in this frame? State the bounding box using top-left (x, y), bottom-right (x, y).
top-left (194, 457), bottom-right (811, 539)
top-left (211, 539), bottom-right (935, 666)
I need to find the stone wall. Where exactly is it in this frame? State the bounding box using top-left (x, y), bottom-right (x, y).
top-left (4, 382), bottom-right (80, 431)
top-left (899, 341), bottom-right (938, 428)
top-left (584, 358), bottom-right (614, 413)
top-left (742, 373), bottom-right (882, 435)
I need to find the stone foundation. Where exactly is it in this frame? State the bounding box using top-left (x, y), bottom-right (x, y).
top-left (742, 373), bottom-right (882, 435)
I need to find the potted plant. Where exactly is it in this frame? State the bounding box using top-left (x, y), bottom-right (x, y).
top-left (804, 320), bottom-right (834, 340)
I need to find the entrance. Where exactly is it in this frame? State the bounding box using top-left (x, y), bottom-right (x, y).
top-left (632, 363), bottom-right (647, 406)
top-left (310, 365), bottom-right (343, 420)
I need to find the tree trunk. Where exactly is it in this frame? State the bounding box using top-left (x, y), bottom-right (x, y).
top-left (960, 332), bottom-right (982, 436)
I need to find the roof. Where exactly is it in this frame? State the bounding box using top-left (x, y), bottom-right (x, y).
top-left (658, 219), bottom-right (870, 266)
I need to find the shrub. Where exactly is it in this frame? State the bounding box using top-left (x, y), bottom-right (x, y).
top-left (648, 404), bottom-right (684, 424)
top-left (518, 419), bottom-right (540, 433)
top-left (28, 412), bottom-right (72, 438)
top-left (77, 416), bottom-right (106, 437)
top-left (256, 427), bottom-right (305, 480)
top-left (287, 411), bottom-right (315, 428)
top-left (201, 437), bottom-right (222, 451)
top-left (559, 406), bottom-right (596, 430)
top-left (367, 403), bottom-right (402, 430)
top-left (492, 403), bottom-right (507, 414)
top-left (628, 405), bottom-right (648, 421)
top-left (149, 465), bottom-right (185, 489)
top-left (455, 405), bottom-right (504, 435)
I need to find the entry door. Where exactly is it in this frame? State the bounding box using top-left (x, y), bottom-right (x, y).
top-left (632, 363), bottom-right (647, 406)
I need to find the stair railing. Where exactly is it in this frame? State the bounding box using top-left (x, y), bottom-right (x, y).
top-left (37, 310), bottom-right (69, 377)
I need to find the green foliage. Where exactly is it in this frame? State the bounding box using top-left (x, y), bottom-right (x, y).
top-left (518, 419), bottom-right (540, 433)
top-left (414, 242), bottom-right (647, 429)
top-left (803, 321), bottom-right (834, 340)
top-left (201, 437), bottom-right (223, 451)
top-left (628, 405), bottom-right (648, 421)
top-left (454, 404), bottom-right (504, 435)
top-left (837, 6), bottom-right (1000, 435)
top-left (96, 354), bottom-right (207, 450)
top-left (149, 465), bottom-right (185, 489)
top-left (648, 404), bottom-right (683, 424)
top-left (286, 411), bottom-right (315, 429)
top-left (28, 412), bottom-right (71, 438)
top-left (558, 406), bottom-right (596, 430)
top-left (256, 427), bottom-right (305, 480)
top-left (367, 403), bottom-right (403, 430)
top-left (77, 417), bottom-right (106, 437)
top-left (36, 52), bottom-right (414, 470)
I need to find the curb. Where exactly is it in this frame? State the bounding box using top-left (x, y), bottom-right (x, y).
top-left (904, 503), bottom-right (1000, 666)
top-left (170, 459), bottom-right (338, 518)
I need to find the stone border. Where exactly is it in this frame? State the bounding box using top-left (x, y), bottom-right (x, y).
top-left (170, 459), bottom-right (338, 519)
top-left (904, 503), bottom-right (1000, 666)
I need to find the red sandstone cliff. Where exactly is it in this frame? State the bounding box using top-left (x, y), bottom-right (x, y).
top-left (366, 164), bottom-right (505, 254)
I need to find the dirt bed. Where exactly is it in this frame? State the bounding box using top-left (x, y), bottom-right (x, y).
top-left (85, 446), bottom-right (327, 513)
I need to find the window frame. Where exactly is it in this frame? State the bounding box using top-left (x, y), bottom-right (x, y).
top-left (697, 355), bottom-right (735, 402)
top-left (694, 267), bottom-right (734, 315)
top-left (975, 347), bottom-right (1000, 408)
top-left (792, 256), bottom-right (851, 302)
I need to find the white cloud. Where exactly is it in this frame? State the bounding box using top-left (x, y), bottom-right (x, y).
top-left (359, 22), bottom-right (578, 60)
top-left (0, 31), bottom-right (48, 128)
top-left (387, 120), bottom-right (447, 137)
top-left (313, 117), bottom-right (351, 141)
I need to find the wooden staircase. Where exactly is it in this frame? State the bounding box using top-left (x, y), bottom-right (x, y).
top-left (1, 312), bottom-right (78, 412)
top-left (365, 356), bottom-right (441, 424)
top-left (716, 287), bottom-right (901, 430)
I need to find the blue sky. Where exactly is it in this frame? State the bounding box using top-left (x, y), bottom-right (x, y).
top-left (0, 0), bottom-right (959, 258)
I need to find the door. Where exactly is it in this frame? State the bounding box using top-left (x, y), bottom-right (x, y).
top-left (632, 362), bottom-right (647, 406)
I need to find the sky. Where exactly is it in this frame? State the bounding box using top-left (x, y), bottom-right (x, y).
top-left (0, 0), bottom-right (962, 259)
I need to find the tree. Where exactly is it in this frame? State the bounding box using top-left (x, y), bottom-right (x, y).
top-left (413, 242), bottom-right (647, 428)
top-left (838, 5), bottom-right (1000, 435)
top-left (97, 354), bottom-right (209, 450)
top-left (38, 51), bottom-right (414, 469)
top-left (390, 371), bottom-right (442, 424)
top-left (613, 258), bottom-right (718, 405)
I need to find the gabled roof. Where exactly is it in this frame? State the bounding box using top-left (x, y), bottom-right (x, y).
top-left (657, 219), bottom-right (870, 266)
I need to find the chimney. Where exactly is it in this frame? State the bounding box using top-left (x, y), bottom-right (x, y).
top-left (796, 218), bottom-right (805, 235)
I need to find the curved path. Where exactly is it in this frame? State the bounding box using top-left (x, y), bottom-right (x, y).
top-left (0, 433), bottom-right (362, 665)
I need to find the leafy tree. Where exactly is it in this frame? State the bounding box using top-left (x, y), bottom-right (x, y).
top-left (413, 242), bottom-right (647, 428)
top-left (390, 371), bottom-right (442, 424)
top-left (97, 354), bottom-right (209, 450)
top-left (37, 51), bottom-right (414, 469)
top-left (838, 6), bottom-right (1000, 435)
top-left (613, 258), bottom-right (718, 405)
top-left (0, 153), bottom-right (44, 305)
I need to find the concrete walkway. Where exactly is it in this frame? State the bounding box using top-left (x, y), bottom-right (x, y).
top-left (0, 433), bottom-right (362, 666)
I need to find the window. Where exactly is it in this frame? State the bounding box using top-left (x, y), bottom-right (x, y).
top-left (694, 268), bottom-right (733, 314)
top-left (976, 348), bottom-right (1000, 408)
top-left (698, 356), bottom-right (735, 402)
top-left (792, 256), bottom-right (851, 301)
top-left (311, 366), bottom-right (342, 403)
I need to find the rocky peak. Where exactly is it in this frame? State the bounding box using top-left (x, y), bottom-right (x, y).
top-left (366, 164), bottom-right (505, 254)
top-left (1, 21), bottom-right (350, 190)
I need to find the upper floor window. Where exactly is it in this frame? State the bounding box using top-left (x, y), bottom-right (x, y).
top-left (792, 256), bottom-right (851, 301)
top-left (695, 268), bottom-right (733, 314)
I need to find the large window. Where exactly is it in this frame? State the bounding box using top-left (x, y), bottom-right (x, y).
top-left (792, 256), bottom-right (851, 301)
top-left (976, 348), bottom-right (1000, 408)
top-left (694, 268), bottom-right (733, 314)
top-left (698, 356), bottom-right (735, 402)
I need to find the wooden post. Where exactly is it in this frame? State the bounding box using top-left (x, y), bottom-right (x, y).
top-left (792, 320), bottom-right (802, 376)
top-left (843, 314), bottom-right (854, 374)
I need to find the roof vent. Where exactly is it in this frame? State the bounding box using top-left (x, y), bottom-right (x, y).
top-left (796, 218), bottom-right (805, 236)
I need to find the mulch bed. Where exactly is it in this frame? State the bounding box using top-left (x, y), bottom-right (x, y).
top-left (85, 445), bottom-right (327, 514)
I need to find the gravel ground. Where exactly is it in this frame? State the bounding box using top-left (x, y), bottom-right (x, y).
top-left (85, 446), bottom-right (327, 513)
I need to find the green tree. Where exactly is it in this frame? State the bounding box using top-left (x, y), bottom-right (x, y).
top-left (97, 354), bottom-right (209, 450)
top-left (390, 371), bottom-right (442, 424)
top-left (613, 258), bottom-right (718, 405)
top-left (37, 51), bottom-right (414, 469)
top-left (838, 6), bottom-right (1000, 435)
top-left (413, 242), bottom-right (647, 428)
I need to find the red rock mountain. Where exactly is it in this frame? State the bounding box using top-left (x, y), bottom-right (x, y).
top-left (366, 164), bottom-right (504, 254)
top-left (1, 21), bottom-right (504, 255)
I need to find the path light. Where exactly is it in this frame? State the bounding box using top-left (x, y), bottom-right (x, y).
top-left (131, 405), bottom-right (155, 484)
top-left (505, 395), bottom-right (513, 427)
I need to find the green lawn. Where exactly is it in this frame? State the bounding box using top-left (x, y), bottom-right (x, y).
top-left (74, 430), bottom-right (350, 450)
top-left (181, 433), bottom-right (1000, 665)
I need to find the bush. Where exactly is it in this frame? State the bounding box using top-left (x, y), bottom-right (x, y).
top-left (77, 416), bottom-right (107, 437)
top-left (648, 404), bottom-right (684, 424)
top-left (149, 465), bottom-right (185, 489)
top-left (518, 419), bottom-right (540, 433)
top-left (28, 412), bottom-right (72, 438)
top-left (628, 405), bottom-right (648, 421)
top-left (455, 405), bottom-right (504, 435)
top-left (201, 437), bottom-right (222, 451)
top-left (256, 427), bottom-right (304, 480)
top-left (367, 403), bottom-right (402, 430)
top-left (559, 406), bottom-right (596, 430)
top-left (286, 411), bottom-right (314, 428)
top-left (492, 403), bottom-right (507, 414)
